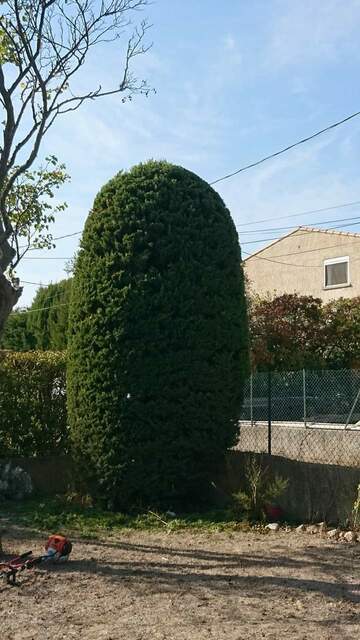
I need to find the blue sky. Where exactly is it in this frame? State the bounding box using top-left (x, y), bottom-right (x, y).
top-left (18, 0), bottom-right (360, 306)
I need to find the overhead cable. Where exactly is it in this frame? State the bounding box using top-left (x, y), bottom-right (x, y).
top-left (210, 109), bottom-right (360, 186)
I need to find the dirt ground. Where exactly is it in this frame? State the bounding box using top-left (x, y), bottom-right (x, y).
top-left (0, 526), bottom-right (359, 640)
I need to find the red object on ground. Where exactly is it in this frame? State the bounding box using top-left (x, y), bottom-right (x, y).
top-left (45, 534), bottom-right (72, 558)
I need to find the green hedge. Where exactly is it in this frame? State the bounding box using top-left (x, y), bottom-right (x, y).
top-left (0, 350), bottom-right (68, 457)
top-left (68, 161), bottom-right (249, 509)
top-left (0, 279), bottom-right (72, 352)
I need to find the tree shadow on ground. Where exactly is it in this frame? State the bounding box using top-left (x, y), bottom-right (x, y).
top-left (52, 538), bottom-right (360, 604)
top-left (3, 526), bottom-right (359, 605)
top-left (74, 535), bottom-right (359, 577)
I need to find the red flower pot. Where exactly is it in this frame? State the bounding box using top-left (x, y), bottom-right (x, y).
top-left (264, 504), bottom-right (283, 521)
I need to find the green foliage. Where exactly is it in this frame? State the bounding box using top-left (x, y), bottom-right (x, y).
top-left (0, 25), bottom-right (19, 65)
top-left (68, 160), bottom-right (249, 509)
top-left (1, 279), bottom-right (72, 351)
top-left (0, 309), bottom-right (36, 350)
top-left (0, 350), bottom-right (68, 457)
top-left (232, 456), bottom-right (288, 521)
top-left (4, 496), bottom-right (242, 538)
top-left (249, 293), bottom-right (360, 371)
top-left (27, 279), bottom-right (72, 350)
top-left (7, 156), bottom-right (69, 265)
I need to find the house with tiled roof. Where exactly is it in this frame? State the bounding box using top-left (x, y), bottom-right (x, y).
top-left (244, 226), bottom-right (360, 301)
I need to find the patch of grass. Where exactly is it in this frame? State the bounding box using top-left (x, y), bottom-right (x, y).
top-left (1, 497), bottom-right (248, 538)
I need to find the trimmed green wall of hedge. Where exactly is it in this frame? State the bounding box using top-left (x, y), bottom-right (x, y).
top-left (0, 350), bottom-right (68, 457)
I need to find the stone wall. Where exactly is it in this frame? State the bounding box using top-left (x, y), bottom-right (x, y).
top-left (4, 453), bottom-right (360, 525)
top-left (221, 451), bottom-right (360, 524)
top-left (4, 456), bottom-right (75, 496)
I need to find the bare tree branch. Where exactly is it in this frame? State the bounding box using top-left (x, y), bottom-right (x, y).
top-left (0, 0), bottom-right (152, 326)
top-left (0, 0), bottom-right (151, 242)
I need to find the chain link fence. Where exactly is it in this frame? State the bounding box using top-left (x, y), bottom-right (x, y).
top-left (237, 369), bottom-right (360, 467)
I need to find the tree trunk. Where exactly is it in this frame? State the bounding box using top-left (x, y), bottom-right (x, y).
top-left (0, 273), bottom-right (22, 335)
top-left (0, 237), bottom-right (22, 333)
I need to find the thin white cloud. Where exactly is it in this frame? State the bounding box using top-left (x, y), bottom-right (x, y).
top-left (216, 131), bottom-right (356, 233)
top-left (15, 1), bottom-right (360, 308)
top-left (291, 77), bottom-right (308, 96)
top-left (222, 33), bottom-right (242, 66)
top-left (268, 0), bottom-right (360, 68)
top-left (224, 34), bottom-right (236, 51)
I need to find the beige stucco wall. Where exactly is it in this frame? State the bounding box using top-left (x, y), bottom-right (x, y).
top-left (244, 228), bottom-right (360, 301)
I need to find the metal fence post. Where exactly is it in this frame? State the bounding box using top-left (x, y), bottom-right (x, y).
top-left (345, 385), bottom-right (360, 430)
top-left (250, 373), bottom-right (253, 427)
top-left (267, 370), bottom-right (272, 455)
top-left (303, 369), bottom-right (307, 428)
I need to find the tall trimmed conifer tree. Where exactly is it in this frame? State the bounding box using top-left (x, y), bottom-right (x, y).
top-left (68, 161), bottom-right (249, 508)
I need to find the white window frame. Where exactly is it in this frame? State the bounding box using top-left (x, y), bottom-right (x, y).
top-left (323, 255), bottom-right (350, 290)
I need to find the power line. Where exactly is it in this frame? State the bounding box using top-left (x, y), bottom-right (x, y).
top-left (22, 208), bottom-right (360, 257)
top-left (240, 219), bottom-right (360, 246)
top-left (21, 200), bottom-right (360, 255)
top-left (237, 199), bottom-right (360, 228)
top-left (15, 201), bottom-right (360, 272)
top-left (31, 285), bottom-right (70, 305)
top-left (15, 302), bottom-right (69, 315)
top-left (20, 207), bottom-right (360, 258)
top-left (210, 109), bottom-right (360, 186)
top-left (18, 201), bottom-right (360, 259)
top-left (53, 230), bottom-right (81, 241)
top-left (19, 227), bottom-right (360, 264)
top-left (264, 239), bottom-right (360, 260)
top-left (26, 230), bottom-right (82, 249)
top-left (19, 224), bottom-right (360, 259)
top-left (242, 249), bottom-right (319, 268)
top-left (19, 230), bottom-right (82, 252)
top-left (242, 248), bottom-right (360, 269)
top-left (19, 200), bottom-right (360, 253)
top-left (53, 215), bottom-right (360, 238)
top-left (22, 256), bottom-right (72, 260)
top-left (244, 238), bottom-right (360, 263)
top-left (239, 214), bottom-right (360, 235)
top-left (20, 280), bottom-right (51, 286)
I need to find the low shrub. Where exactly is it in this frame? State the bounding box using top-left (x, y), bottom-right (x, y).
top-left (0, 350), bottom-right (68, 457)
top-left (232, 455), bottom-right (288, 521)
